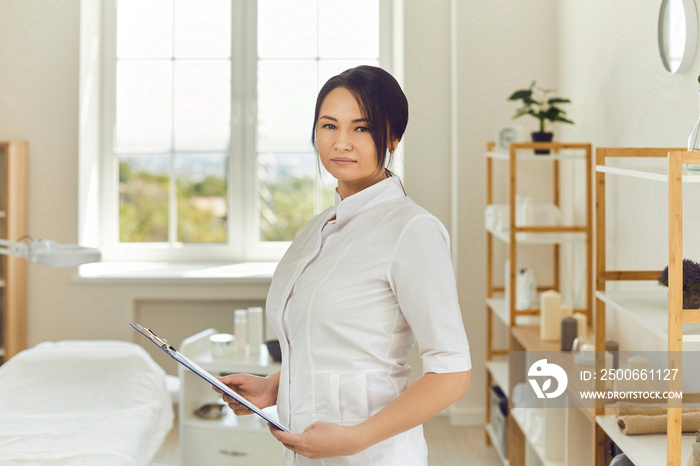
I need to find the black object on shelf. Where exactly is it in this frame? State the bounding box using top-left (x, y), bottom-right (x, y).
top-left (265, 340), bottom-right (282, 362)
top-left (606, 340), bottom-right (619, 369)
top-left (489, 385), bottom-right (508, 457)
top-left (561, 316), bottom-right (577, 351)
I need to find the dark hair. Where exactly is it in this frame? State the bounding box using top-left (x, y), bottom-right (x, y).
top-left (311, 65), bottom-right (409, 171)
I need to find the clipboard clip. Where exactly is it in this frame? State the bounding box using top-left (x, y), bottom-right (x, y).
top-left (134, 323), bottom-right (175, 351)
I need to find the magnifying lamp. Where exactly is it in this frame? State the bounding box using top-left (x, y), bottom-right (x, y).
top-left (0, 237), bottom-right (101, 267)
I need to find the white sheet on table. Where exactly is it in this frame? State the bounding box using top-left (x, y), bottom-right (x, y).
top-left (0, 340), bottom-right (174, 466)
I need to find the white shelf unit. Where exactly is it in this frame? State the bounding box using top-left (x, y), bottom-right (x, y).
top-left (485, 141), bottom-right (593, 330)
top-left (508, 326), bottom-right (596, 466)
top-left (486, 149), bottom-right (589, 162)
top-left (485, 224), bottom-right (587, 245)
top-left (485, 141), bottom-right (593, 466)
top-left (596, 415), bottom-right (695, 466)
top-left (596, 290), bottom-right (700, 343)
top-left (179, 328), bottom-right (283, 466)
top-left (487, 296), bottom-right (540, 327)
top-left (485, 359), bottom-right (510, 398)
top-left (486, 422), bottom-right (510, 465)
top-left (594, 148), bottom-right (700, 465)
top-left (595, 162), bottom-right (700, 183)
top-left (485, 357), bottom-right (510, 465)
top-left (511, 407), bottom-right (565, 466)
top-left (485, 301), bottom-right (511, 465)
top-left (509, 399), bottom-right (593, 466)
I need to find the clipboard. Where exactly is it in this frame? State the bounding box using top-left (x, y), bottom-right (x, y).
top-left (130, 322), bottom-right (290, 432)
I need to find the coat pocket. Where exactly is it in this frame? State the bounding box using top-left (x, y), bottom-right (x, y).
top-left (315, 372), bottom-right (369, 422)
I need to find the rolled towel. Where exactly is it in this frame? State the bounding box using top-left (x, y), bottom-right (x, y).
top-left (616, 402), bottom-right (700, 417)
top-left (616, 402), bottom-right (700, 435)
top-left (617, 412), bottom-right (700, 435)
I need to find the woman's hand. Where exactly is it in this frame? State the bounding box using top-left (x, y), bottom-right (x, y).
top-left (269, 421), bottom-right (365, 459)
top-left (268, 371), bottom-right (470, 459)
top-left (214, 371), bottom-right (279, 416)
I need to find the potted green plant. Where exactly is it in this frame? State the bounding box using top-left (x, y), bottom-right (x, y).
top-left (508, 81), bottom-right (574, 154)
top-left (658, 258), bottom-right (700, 309)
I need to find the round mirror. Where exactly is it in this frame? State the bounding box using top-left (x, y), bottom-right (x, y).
top-left (658, 0), bottom-right (698, 73)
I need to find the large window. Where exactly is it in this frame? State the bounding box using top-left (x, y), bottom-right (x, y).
top-left (101, 0), bottom-right (390, 262)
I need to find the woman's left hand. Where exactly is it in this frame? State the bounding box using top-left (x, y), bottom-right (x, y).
top-left (268, 371), bottom-right (470, 459)
top-left (269, 421), bottom-right (365, 459)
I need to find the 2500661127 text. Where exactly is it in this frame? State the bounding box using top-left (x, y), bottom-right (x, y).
top-left (580, 368), bottom-right (679, 381)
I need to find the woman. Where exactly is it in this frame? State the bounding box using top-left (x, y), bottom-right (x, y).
top-left (217, 65), bottom-right (471, 465)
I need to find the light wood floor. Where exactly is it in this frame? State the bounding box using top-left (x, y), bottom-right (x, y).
top-left (424, 417), bottom-right (501, 465)
top-left (151, 414), bottom-right (501, 465)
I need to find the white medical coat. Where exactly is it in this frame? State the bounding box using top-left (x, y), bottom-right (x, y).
top-left (266, 176), bottom-right (471, 465)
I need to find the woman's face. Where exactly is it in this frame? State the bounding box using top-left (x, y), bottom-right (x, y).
top-left (316, 86), bottom-right (386, 199)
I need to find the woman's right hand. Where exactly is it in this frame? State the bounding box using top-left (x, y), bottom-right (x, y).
top-left (214, 371), bottom-right (279, 416)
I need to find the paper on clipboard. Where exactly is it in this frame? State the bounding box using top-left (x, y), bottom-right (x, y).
top-left (129, 322), bottom-right (290, 432)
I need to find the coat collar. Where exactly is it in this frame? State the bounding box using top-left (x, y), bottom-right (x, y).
top-left (332, 176), bottom-right (405, 223)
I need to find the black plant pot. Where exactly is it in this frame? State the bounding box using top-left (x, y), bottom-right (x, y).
top-left (531, 131), bottom-right (553, 155)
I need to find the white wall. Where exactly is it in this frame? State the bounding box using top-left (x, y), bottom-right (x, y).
top-left (557, 0), bottom-right (700, 351)
top-left (451, 0), bottom-right (559, 420)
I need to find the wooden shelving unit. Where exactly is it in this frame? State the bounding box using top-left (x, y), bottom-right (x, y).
top-left (594, 147), bottom-right (700, 465)
top-left (508, 325), bottom-right (597, 466)
top-left (484, 141), bottom-right (593, 465)
top-left (484, 145), bottom-right (699, 464)
top-left (0, 141), bottom-right (28, 363)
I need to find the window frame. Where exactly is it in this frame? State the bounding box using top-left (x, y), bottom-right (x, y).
top-left (96, 0), bottom-right (394, 263)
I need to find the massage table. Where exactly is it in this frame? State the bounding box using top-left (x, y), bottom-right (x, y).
top-left (0, 340), bottom-right (174, 465)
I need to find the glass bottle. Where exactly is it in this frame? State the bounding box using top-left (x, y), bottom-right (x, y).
top-left (687, 87), bottom-right (700, 171)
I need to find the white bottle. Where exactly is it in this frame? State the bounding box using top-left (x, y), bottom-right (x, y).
top-left (247, 307), bottom-right (264, 354)
top-left (234, 309), bottom-right (248, 354)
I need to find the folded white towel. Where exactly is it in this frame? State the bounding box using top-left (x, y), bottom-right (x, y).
top-left (485, 201), bottom-right (562, 232)
top-left (484, 204), bottom-right (509, 232)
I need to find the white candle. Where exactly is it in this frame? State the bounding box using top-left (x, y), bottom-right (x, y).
top-left (247, 307), bottom-right (264, 354)
top-left (234, 309), bottom-right (248, 353)
top-left (560, 304), bottom-right (573, 317)
top-left (540, 290), bottom-right (561, 341)
top-left (572, 312), bottom-right (587, 338)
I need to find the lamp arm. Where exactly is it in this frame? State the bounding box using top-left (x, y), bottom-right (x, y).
top-left (28, 239), bottom-right (101, 267)
top-left (0, 239), bottom-right (30, 259)
top-left (0, 238), bottom-right (100, 267)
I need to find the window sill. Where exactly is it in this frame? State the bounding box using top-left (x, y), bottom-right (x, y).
top-left (73, 261), bottom-right (277, 286)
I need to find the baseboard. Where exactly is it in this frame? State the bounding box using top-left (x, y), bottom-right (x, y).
top-left (448, 406), bottom-right (484, 427)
